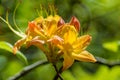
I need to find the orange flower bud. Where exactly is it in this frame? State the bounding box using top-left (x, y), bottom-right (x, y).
top-left (57, 18), bottom-right (65, 27)
top-left (69, 16), bottom-right (80, 32)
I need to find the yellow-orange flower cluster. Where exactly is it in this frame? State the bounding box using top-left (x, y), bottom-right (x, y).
top-left (13, 15), bottom-right (96, 70)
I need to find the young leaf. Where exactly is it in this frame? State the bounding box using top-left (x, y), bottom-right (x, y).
top-left (0, 41), bottom-right (28, 64)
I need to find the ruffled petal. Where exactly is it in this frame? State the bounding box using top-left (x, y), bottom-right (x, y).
top-left (13, 38), bottom-right (26, 54)
top-left (73, 35), bottom-right (91, 53)
top-left (54, 15), bottom-right (61, 22)
top-left (72, 50), bottom-right (96, 62)
top-left (26, 37), bottom-right (45, 52)
top-left (26, 21), bottom-right (46, 39)
top-left (47, 20), bottom-right (57, 36)
top-left (34, 16), bottom-right (44, 23)
top-left (63, 28), bottom-right (77, 44)
top-left (46, 15), bottom-right (60, 22)
top-left (47, 35), bottom-right (63, 50)
top-left (62, 52), bottom-right (74, 71)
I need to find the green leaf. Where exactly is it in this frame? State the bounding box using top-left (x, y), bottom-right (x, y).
top-left (16, 51), bottom-right (28, 64)
top-left (0, 41), bottom-right (13, 53)
top-left (103, 41), bottom-right (119, 52)
top-left (0, 55), bottom-right (7, 71)
top-left (0, 41), bottom-right (28, 64)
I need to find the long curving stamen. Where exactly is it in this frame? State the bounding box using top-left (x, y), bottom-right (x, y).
top-left (13, 2), bottom-right (23, 33)
top-left (0, 12), bottom-right (25, 38)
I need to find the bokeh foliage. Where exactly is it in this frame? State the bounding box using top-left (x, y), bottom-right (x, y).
top-left (0, 0), bottom-right (120, 80)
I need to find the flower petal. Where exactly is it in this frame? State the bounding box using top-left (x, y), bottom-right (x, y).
top-left (34, 16), bottom-right (44, 23)
top-left (54, 15), bottom-right (61, 22)
top-left (72, 50), bottom-right (97, 62)
top-left (73, 35), bottom-right (92, 53)
top-left (26, 21), bottom-right (46, 39)
top-left (47, 20), bottom-right (57, 36)
top-left (63, 28), bottom-right (77, 44)
top-left (13, 38), bottom-right (26, 54)
top-left (46, 15), bottom-right (60, 22)
top-left (62, 52), bottom-right (74, 71)
top-left (47, 35), bottom-right (63, 49)
top-left (26, 37), bottom-right (45, 52)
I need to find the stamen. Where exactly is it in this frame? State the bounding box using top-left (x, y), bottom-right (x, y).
top-left (0, 12), bottom-right (25, 38)
top-left (13, 3), bottom-right (23, 33)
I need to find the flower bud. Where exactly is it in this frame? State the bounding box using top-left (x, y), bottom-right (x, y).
top-left (69, 16), bottom-right (80, 32)
top-left (57, 18), bottom-right (65, 27)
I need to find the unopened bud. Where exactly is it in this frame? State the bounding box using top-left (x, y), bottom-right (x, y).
top-left (57, 18), bottom-right (65, 27)
top-left (69, 16), bottom-right (80, 32)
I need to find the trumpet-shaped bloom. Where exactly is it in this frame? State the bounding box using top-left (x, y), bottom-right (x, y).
top-left (56, 25), bottom-right (96, 70)
top-left (13, 15), bottom-right (61, 54)
top-left (12, 15), bottom-right (96, 69)
top-left (13, 15), bottom-right (68, 64)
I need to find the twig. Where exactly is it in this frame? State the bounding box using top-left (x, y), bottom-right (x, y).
top-left (53, 66), bottom-right (63, 80)
top-left (8, 56), bottom-right (120, 80)
top-left (8, 60), bottom-right (47, 80)
top-left (53, 64), bottom-right (63, 80)
top-left (96, 56), bottom-right (120, 67)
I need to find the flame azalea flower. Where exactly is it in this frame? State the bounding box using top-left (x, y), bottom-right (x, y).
top-left (0, 5), bottom-right (97, 73)
top-left (13, 15), bottom-right (64, 63)
top-left (13, 15), bottom-right (61, 51)
top-left (26, 15), bottom-right (61, 39)
top-left (58, 27), bottom-right (96, 70)
top-left (50, 16), bottom-right (96, 70)
top-left (49, 24), bottom-right (97, 70)
top-left (12, 14), bottom-right (96, 68)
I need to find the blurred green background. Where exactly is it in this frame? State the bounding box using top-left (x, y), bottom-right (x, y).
top-left (0, 0), bottom-right (120, 80)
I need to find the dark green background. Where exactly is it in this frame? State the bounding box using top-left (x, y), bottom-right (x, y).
top-left (0, 0), bottom-right (120, 80)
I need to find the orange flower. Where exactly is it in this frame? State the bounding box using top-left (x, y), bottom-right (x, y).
top-left (13, 15), bottom-right (66, 64)
top-left (12, 15), bottom-right (96, 68)
top-left (60, 27), bottom-right (96, 70)
top-left (50, 17), bottom-right (96, 70)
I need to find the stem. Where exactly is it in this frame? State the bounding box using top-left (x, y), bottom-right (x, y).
top-left (6, 56), bottom-right (120, 80)
top-left (53, 65), bottom-right (63, 80)
top-left (96, 56), bottom-right (120, 67)
top-left (8, 60), bottom-right (47, 80)
top-left (53, 64), bottom-right (63, 80)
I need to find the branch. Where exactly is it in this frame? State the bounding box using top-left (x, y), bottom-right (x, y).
top-left (53, 64), bottom-right (63, 80)
top-left (96, 56), bottom-right (120, 67)
top-left (8, 56), bottom-right (120, 80)
top-left (8, 60), bottom-right (48, 80)
top-left (53, 66), bottom-right (63, 80)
